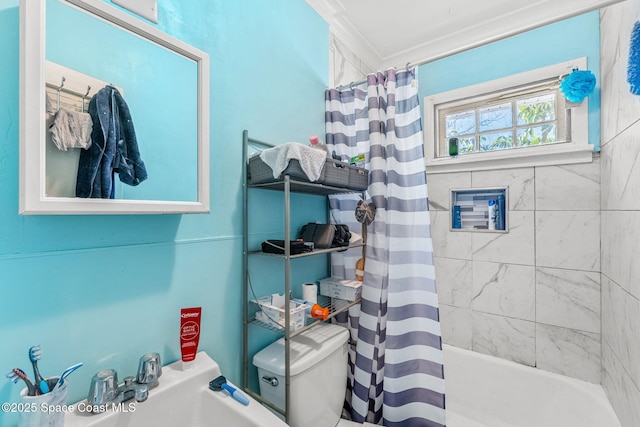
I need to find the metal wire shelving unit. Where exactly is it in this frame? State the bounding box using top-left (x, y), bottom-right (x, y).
top-left (241, 130), bottom-right (364, 423)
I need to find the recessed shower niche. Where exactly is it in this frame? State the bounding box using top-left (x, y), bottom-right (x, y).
top-left (450, 187), bottom-right (508, 232)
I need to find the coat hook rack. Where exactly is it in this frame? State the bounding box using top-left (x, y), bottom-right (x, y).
top-left (82, 85), bottom-right (91, 113)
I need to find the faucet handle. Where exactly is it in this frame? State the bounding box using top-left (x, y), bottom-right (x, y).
top-left (87, 369), bottom-right (118, 410)
top-left (137, 352), bottom-right (162, 387)
top-left (135, 383), bottom-right (149, 402)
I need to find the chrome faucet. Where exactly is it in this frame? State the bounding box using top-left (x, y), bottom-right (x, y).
top-left (87, 352), bottom-right (162, 412)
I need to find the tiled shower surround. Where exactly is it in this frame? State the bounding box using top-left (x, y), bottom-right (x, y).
top-left (428, 162), bottom-right (601, 384)
top-left (330, 4), bottom-right (640, 422)
top-left (431, 2), bottom-right (640, 421)
top-left (600, 0), bottom-right (640, 425)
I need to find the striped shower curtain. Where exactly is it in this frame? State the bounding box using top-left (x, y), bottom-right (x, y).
top-left (326, 69), bottom-right (446, 427)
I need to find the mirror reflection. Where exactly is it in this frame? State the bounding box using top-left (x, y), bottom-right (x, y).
top-left (45, 0), bottom-right (198, 202)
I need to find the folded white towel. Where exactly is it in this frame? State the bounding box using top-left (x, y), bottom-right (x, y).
top-left (48, 106), bottom-right (93, 151)
top-left (259, 142), bottom-right (327, 182)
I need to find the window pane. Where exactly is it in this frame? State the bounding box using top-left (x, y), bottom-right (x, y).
top-left (516, 125), bottom-right (557, 146)
top-left (517, 94), bottom-right (555, 125)
top-left (479, 102), bottom-right (512, 132)
top-left (436, 80), bottom-right (566, 160)
top-left (480, 131), bottom-right (513, 152)
top-left (446, 110), bottom-right (475, 137)
top-left (458, 137), bottom-right (476, 154)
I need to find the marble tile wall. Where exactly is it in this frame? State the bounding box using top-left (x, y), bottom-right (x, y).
top-left (329, 11), bottom-right (639, 418)
top-left (428, 160), bottom-right (602, 384)
top-left (329, 35), bottom-right (374, 88)
top-left (600, 0), bottom-right (640, 425)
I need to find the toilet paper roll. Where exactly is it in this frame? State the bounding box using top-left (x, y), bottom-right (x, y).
top-left (302, 283), bottom-right (318, 304)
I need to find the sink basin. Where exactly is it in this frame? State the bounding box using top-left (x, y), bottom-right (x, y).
top-left (64, 352), bottom-right (287, 427)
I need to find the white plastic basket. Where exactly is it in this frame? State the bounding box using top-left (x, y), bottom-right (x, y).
top-left (253, 294), bottom-right (309, 331)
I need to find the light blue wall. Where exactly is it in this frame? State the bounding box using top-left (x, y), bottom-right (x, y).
top-left (418, 12), bottom-right (601, 150)
top-left (0, 0), bottom-right (328, 424)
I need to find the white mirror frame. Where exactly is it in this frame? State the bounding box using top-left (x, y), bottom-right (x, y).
top-left (19, 0), bottom-right (210, 214)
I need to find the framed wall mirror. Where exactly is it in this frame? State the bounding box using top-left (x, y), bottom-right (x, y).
top-left (20, 0), bottom-right (210, 214)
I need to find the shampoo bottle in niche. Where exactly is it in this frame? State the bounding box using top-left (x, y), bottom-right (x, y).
top-left (452, 205), bottom-right (462, 229)
top-left (487, 200), bottom-right (497, 230)
top-left (496, 194), bottom-right (505, 230)
top-left (180, 307), bottom-right (201, 371)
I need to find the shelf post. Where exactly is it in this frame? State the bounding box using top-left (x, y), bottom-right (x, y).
top-left (242, 130), bottom-right (250, 391)
top-left (283, 174), bottom-right (291, 424)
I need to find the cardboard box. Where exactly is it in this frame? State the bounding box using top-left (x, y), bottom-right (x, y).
top-left (319, 277), bottom-right (362, 301)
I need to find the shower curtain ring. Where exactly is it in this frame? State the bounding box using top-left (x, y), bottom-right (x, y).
top-left (406, 62), bottom-right (412, 71)
top-left (349, 81), bottom-right (355, 90)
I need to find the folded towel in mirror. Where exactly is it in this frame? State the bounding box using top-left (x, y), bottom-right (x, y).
top-left (48, 106), bottom-right (93, 151)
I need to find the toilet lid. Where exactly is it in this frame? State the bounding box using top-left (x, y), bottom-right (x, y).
top-left (253, 324), bottom-right (349, 376)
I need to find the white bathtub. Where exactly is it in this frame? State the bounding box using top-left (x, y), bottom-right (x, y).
top-left (443, 344), bottom-right (621, 427)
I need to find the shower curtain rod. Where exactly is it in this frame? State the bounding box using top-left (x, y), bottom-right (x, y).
top-left (336, 0), bottom-right (626, 91)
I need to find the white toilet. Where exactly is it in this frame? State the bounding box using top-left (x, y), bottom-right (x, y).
top-left (253, 323), bottom-right (375, 427)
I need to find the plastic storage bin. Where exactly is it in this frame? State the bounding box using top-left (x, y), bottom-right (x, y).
top-left (321, 159), bottom-right (350, 187)
top-left (248, 154), bottom-right (367, 191)
top-left (253, 294), bottom-right (309, 331)
top-left (248, 156), bottom-right (320, 184)
top-left (318, 277), bottom-right (362, 301)
top-left (348, 165), bottom-right (368, 191)
top-left (319, 159), bottom-right (368, 190)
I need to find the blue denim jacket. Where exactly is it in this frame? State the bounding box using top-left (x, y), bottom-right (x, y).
top-left (76, 85), bottom-right (148, 198)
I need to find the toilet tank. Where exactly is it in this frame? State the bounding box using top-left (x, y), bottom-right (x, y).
top-left (253, 323), bottom-right (349, 427)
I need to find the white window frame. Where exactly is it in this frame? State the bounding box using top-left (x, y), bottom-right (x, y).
top-left (424, 58), bottom-right (593, 174)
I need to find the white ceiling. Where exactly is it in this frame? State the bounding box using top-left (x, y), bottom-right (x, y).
top-left (306, 0), bottom-right (626, 70)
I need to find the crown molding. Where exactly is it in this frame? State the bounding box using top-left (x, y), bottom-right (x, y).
top-left (306, 0), bottom-right (382, 70)
top-left (380, 0), bottom-right (614, 70)
top-left (309, 0), bottom-right (622, 73)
